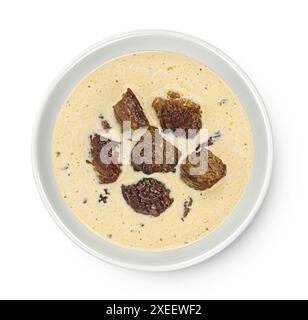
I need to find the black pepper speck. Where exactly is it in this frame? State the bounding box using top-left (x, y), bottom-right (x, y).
top-left (218, 98), bottom-right (228, 106)
top-left (98, 194), bottom-right (108, 203)
top-left (62, 164), bottom-right (69, 170)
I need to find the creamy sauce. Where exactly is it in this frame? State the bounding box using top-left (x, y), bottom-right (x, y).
top-left (52, 51), bottom-right (253, 250)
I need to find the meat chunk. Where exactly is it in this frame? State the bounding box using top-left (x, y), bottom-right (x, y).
top-left (86, 134), bottom-right (121, 184)
top-left (180, 148), bottom-right (227, 190)
top-left (167, 90), bottom-right (180, 99)
top-left (131, 126), bottom-right (181, 174)
top-left (121, 178), bottom-right (174, 217)
top-left (152, 91), bottom-right (202, 138)
top-left (113, 88), bottom-right (149, 130)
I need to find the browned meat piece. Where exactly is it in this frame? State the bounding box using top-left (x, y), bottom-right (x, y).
top-left (182, 197), bottom-right (193, 221)
top-left (180, 148), bottom-right (227, 190)
top-left (113, 88), bottom-right (149, 130)
top-left (98, 114), bottom-right (111, 130)
top-left (101, 119), bottom-right (111, 130)
top-left (152, 91), bottom-right (202, 138)
top-left (167, 90), bottom-right (181, 99)
top-left (86, 134), bottom-right (121, 184)
top-left (131, 126), bottom-right (181, 174)
top-left (121, 178), bottom-right (174, 217)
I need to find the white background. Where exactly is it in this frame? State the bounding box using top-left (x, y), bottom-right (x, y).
top-left (0, 0), bottom-right (307, 300)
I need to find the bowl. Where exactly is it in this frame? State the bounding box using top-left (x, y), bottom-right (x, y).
top-left (32, 30), bottom-right (273, 271)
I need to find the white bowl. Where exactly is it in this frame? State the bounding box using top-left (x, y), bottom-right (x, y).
top-left (32, 30), bottom-right (273, 271)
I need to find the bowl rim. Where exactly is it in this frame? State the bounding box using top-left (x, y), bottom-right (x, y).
top-left (32, 29), bottom-right (273, 271)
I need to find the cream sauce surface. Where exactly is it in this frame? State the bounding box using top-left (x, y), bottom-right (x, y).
top-left (52, 51), bottom-right (253, 250)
